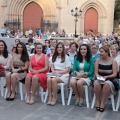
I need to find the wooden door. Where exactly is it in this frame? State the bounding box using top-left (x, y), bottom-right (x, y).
top-left (23, 2), bottom-right (43, 33)
top-left (84, 8), bottom-right (98, 34)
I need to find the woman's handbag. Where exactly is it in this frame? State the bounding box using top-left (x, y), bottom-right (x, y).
top-left (0, 65), bottom-right (4, 71)
top-left (0, 65), bottom-right (5, 77)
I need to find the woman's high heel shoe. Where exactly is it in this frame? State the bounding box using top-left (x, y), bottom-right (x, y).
top-left (29, 96), bottom-right (35, 104)
top-left (6, 97), bottom-right (10, 101)
top-left (51, 98), bottom-right (57, 106)
top-left (26, 96), bottom-right (30, 104)
top-left (6, 93), bottom-right (11, 101)
top-left (99, 108), bottom-right (105, 112)
top-left (9, 93), bottom-right (16, 101)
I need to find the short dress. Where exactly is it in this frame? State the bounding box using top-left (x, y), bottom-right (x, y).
top-left (94, 58), bottom-right (117, 95)
top-left (27, 54), bottom-right (48, 90)
top-left (78, 62), bottom-right (91, 86)
top-left (51, 55), bottom-right (71, 84)
top-left (12, 53), bottom-right (27, 81)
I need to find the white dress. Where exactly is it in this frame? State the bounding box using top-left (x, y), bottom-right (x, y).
top-left (78, 62), bottom-right (91, 86)
top-left (51, 55), bottom-right (71, 84)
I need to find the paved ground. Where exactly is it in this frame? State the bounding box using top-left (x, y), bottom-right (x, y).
top-left (0, 91), bottom-right (120, 120)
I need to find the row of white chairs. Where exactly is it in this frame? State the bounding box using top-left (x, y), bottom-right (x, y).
top-left (0, 77), bottom-right (120, 111)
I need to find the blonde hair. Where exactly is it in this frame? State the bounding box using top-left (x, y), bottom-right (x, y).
top-left (110, 44), bottom-right (119, 52)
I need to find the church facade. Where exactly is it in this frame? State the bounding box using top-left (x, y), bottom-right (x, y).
top-left (0, 0), bottom-right (115, 34)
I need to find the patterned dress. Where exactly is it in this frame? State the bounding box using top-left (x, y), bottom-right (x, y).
top-left (95, 58), bottom-right (118, 95)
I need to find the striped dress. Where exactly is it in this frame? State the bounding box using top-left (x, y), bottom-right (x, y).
top-left (95, 58), bottom-right (118, 95)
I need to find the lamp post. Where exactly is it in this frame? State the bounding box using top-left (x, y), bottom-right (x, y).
top-left (71, 7), bottom-right (82, 37)
top-left (18, 15), bottom-right (20, 30)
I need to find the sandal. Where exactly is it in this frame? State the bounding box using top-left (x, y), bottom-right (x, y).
top-left (79, 102), bottom-right (84, 107)
top-left (75, 102), bottom-right (79, 106)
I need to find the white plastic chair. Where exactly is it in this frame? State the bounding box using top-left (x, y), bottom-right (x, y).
top-left (116, 89), bottom-right (120, 111)
top-left (44, 83), bottom-right (68, 105)
top-left (4, 82), bottom-right (24, 100)
top-left (91, 93), bottom-right (115, 111)
top-left (0, 77), bottom-right (6, 97)
top-left (67, 85), bottom-right (89, 108)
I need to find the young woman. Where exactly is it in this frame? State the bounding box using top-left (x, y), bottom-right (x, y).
top-left (6, 42), bottom-right (29, 101)
top-left (0, 40), bottom-right (12, 77)
top-left (67, 42), bottom-right (78, 65)
top-left (110, 44), bottom-right (120, 71)
top-left (70, 44), bottom-right (94, 107)
top-left (47, 42), bottom-right (71, 105)
top-left (91, 44), bottom-right (100, 62)
top-left (25, 43), bottom-right (49, 104)
top-left (12, 39), bottom-right (21, 54)
top-left (94, 45), bottom-right (117, 112)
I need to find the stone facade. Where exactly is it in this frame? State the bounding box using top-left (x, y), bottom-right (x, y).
top-left (0, 0), bottom-right (115, 34)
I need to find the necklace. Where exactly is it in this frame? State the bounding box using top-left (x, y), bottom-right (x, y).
top-left (58, 56), bottom-right (61, 58)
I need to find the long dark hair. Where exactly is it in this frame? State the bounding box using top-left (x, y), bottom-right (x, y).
top-left (77, 44), bottom-right (91, 62)
top-left (0, 40), bottom-right (8, 58)
top-left (52, 42), bottom-right (66, 63)
top-left (34, 43), bottom-right (43, 54)
top-left (15, 42), bottom-right (29, 62)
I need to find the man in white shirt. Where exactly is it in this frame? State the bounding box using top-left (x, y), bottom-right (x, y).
top-left (28, 28), bottom-right (33, 34)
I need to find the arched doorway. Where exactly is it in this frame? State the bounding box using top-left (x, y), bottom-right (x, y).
top-left (84, 8), bottom-right (98, 34)
top-left (23, 2), bottom-right (43, 33)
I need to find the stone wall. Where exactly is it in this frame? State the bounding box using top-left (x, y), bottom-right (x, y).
top-left (0, 0), bottom-right (115, 34)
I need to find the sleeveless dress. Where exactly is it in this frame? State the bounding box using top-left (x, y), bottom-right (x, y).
top-left (94, 58), bottom-right (117, 95)
top-left (27, 54), bottom-right (48, 90)
top-left (12, 53), bottom-right (27, 81)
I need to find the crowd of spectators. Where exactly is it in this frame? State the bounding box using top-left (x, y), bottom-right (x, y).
top-left (0, 29), bottom-right (120, 113)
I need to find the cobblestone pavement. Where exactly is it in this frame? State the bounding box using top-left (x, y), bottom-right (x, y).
top-left (0, 91), bottom-right (119, 120)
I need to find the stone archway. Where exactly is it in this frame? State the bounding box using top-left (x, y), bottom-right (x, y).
top-left (7, 0), bottom-right (56, 32)
top-left (23, 2), bottom-right (43, 33)
top-left (79, 0), bottom-right (107, 34)
top-left (84, 8), bottom-right (98, 34)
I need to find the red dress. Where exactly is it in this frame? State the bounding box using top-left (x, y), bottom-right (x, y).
top-left (26, 54), bottom-right (48, 90)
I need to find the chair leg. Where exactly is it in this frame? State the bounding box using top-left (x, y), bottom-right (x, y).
top-left (44, 89), bottom-right (48, 103)
top-left (60, 84), bottom-right (65, 105)
top-left (110, 94), bottom-right (115, 111)
top-left (65, 85), bottom-right (68, 99)
top-left (4, 88), bottom-right (8, 98)
top-left (67, 87), bottom-right (73, 105)
top-left (91, 94), bottom-right (96, 108)
top-left (40, 87), bottom-right (44, 102)
top-left (84, 85), bottom-right (89, 108)
top-left (116, 90), bottom-right (120, 111)
top-left (19, 82), bottom-right (23, 100)
top-left (88, 86), bottom-right (92, 102)
top-left (0, 77), bottom-right (5, 97)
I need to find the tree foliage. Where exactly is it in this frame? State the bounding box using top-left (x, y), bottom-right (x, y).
top-left (114, 0), bottom-right (120, 20)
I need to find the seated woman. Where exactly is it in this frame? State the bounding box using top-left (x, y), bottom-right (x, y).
top-left (110, 44), bottom-right (120, 71)
top-left (0, 40), bottom-right (12, 77)
top-left (91, 44), bottom-right (100, 62)
top-left (47, 42), bottom-right (71, 105)
top-left (12, 39), bottom-right (21, 54)
top-left (94, 45), bottom-right (118, 112)
top-left (6, 42), bottom-right (29, 101)
top-left (67, 42), bottom-right (78, 65)
top-left (70, 44), bottom-right (94, 107)
top-left (25, 43), bottom-right (49, 104)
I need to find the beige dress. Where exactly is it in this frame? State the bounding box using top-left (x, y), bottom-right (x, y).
top-left (11, 53), bottom-right (27, 80)
top-left (0, 54), bottom-right (12, 76)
